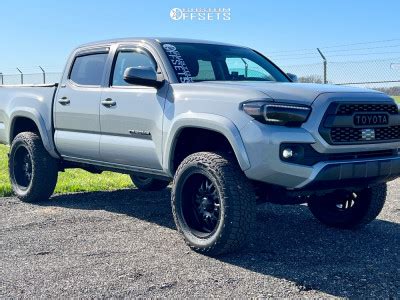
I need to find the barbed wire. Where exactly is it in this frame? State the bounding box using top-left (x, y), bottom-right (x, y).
top-left (324, 43), bottom-right (400, 53)
top-left (269, 45), bottom-right (400, 59)
top-left (267, 38), bottom-right (400, 54)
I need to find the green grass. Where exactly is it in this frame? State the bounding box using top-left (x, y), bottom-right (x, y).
top-left (0, 144), bottom-right (133, 197)
top-left (393, 96), bottom-right (400, 103)
top-left (0, 145), bottom-right (10, 197)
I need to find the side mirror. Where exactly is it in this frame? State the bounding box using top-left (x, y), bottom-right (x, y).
top-left (123, 67), bottom-right (163, 88)
top-left (287, 73), bottom-right (298, 82)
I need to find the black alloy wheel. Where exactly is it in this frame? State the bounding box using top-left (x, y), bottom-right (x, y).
top-left (12, 144), bottom-right (33, 191)
top-left (181, 173), bottom-right (221, 237)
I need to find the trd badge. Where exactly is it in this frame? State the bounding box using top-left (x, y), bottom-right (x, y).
top-left (361, 128), bottom-right (376, 141)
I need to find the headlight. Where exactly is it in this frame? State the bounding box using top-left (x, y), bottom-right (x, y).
top-left (240, 100), bottom-right (311, 126)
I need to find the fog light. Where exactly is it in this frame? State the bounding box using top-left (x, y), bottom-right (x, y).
top-left (282, 148), bottom-right (294, 159)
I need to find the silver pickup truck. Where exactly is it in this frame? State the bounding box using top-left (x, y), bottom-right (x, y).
top-left (1, 38), bottom-right (399, 255)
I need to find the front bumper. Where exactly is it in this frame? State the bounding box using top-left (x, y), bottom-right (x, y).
top-left (239, 93), bottom-right (400, 190)
top-left (297, 156), bottom-right (400, 189)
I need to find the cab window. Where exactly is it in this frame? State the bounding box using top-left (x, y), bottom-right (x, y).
top-left (112, 50), bottom-right (156, 86)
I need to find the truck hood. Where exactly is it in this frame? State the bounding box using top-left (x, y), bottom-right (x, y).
top-left (190, 81), bottom-right (381, 105)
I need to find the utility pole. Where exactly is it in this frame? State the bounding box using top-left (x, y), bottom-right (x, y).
top-left (317, 48), bottom-right (327, 84)
top-left (39, 66), bottom-right (46, 84)
top-left (16, 68), bottom-right (23, 84)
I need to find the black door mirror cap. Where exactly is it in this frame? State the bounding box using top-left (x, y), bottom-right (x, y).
top-left (123, 67), bottom-right (164, 88)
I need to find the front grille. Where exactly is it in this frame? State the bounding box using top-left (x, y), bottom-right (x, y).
top-left (331, 127), bottom-right (360, 143)
top-left (376, 126), bottom-right (400, 140)
top-left (337, 103), bottom-right (399, 115)
top-left (320, 102), bottom-right (400, 145)
top-left (331, 126), bottom-right (400, 143)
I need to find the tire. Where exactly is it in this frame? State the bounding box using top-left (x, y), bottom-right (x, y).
top-left (307, 183), bottom-right (387, 229)
top-left (9, 132), bottom-right (58, 203)
top-left (130, 175), bottom-right (169, 191)
top-left (172, 152), bottom-right (256, 256)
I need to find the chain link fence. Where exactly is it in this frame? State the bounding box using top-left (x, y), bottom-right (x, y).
top-left (0, 72), bottom-right (62, 85)
top-left (1, 55), bottom-right (399, 98)
top-left (280, 55), bottom-right (400, 98)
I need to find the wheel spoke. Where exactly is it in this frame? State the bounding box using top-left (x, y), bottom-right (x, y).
top-left (343, 200), bottom-right (348, 210)
top-left (205, 179), bottom-right (212, 192)
top-left (184, 175), bottom-right (221, 235)
top-left (13, 146), bottom-right (32, 189)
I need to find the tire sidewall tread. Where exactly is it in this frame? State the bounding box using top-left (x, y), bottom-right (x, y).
top-left (308, 183), bottom-right (387, 229)
top-left (172, 151), bottom-right (256, 256)
top-left (9, 132), bottom-right (58, 203)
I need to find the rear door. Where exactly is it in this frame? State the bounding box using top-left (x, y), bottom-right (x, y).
top-left (99, 44), bottom-right (167, 170)
top-left (54, 47), bottom-right (109, 161)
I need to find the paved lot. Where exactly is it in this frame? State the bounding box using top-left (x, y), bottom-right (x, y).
top-left (1, 180), bottom-right (399, 298)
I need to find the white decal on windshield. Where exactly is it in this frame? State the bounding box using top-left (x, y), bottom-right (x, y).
top-left (163, 44), bottom-right (193, 83)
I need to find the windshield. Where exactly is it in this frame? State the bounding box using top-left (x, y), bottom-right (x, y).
top-left (161, 42), bottom-right (289, 83)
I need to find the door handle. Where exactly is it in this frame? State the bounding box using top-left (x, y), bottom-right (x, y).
top-left (58, 97), bottom-right (70, 105)
top-left (101, 98), bottom-right (117, 107)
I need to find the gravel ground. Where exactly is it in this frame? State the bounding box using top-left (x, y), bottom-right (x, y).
top-left (1, 180), bottom-right (399, 298)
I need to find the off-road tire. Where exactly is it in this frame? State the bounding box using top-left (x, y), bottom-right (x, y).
top-left (9, 132), bottom-right (58, 203)
top-left (130, 175), bottom-right (170, 191)
top-left (172, 152), bottom-right (256, 256)
top-left (308, 183), bottom-right (387, 229)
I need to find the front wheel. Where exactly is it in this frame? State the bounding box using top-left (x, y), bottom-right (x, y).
top-left (9, 132), bottom-right (58, 203)
top-left (172, 152), bottom-right (256, 256)
top-left (307, 183), bottom-right (387, 229)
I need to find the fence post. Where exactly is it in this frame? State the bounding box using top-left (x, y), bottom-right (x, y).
top-left (16, 68), bottom-right (23, 85)
top-left (38, 66), bottom-right (46, 84)
top-left (317, 48), bottom-right (327, 84)
top-left (0, 72), bottom-right (3, 85)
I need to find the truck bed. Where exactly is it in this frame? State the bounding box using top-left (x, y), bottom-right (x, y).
top-left (0, 84), bottom-right (58, 145)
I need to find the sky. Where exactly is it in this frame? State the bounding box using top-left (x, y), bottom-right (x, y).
top-left (0, 0), bottom-right (399, 81)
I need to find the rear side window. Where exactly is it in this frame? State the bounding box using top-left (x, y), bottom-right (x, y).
top-left (69, 53), bottom-right (108, 86)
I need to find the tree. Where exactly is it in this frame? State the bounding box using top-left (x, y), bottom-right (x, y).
top-left (298, 75), bottom-right (323, 84)
top-left (374, 86), bottom-right (400, 96)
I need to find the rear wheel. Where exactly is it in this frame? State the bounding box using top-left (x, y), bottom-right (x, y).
top-left (307, 183), bottom-right (387, 229)
top-left (172, 152), bottom-right (256, 256)
top-left (9, 132), bottom-right (58, 203)
top-left (130, 175), bottom-right (169, 191)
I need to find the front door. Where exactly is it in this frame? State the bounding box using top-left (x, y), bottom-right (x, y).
top-left (54, 49), bottom-right (108, 161)
top-left (99, 46), bottom-right (166, 170)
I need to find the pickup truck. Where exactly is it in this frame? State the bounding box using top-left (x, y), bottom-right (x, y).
top-left (1, 38), bottom-right (399, 255)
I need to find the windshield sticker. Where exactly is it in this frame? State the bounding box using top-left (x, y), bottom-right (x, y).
top-left (163, 44), bottom-right (193, 83)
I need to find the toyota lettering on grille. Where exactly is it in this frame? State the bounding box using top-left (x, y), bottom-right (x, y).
top-left (353, 113), bottom-right (389, 126)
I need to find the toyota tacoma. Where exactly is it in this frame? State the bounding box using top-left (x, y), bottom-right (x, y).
top-left (0, 38), bottom-right (399, 255)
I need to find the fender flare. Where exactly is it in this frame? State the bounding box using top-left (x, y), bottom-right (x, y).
top-left (9, 108), bottom-right (59, 158)
top-left (163, 113), bottom-right (251, 175)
